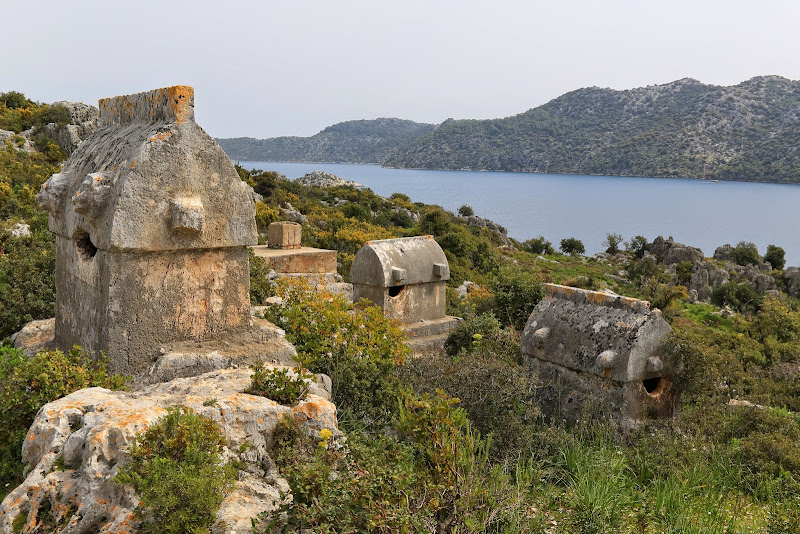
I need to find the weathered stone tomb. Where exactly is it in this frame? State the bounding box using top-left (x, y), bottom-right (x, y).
top-left (36, 86), bottom-right (259, 375)
top-left (521, 284), bottom-right (677, 428)
top-left (351, 235), bottom-right (450, 323)
top-left (351, 236), bottom-right (460, 355)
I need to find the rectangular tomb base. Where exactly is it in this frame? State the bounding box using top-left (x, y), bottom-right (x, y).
top-left (250, 246), bottom-right (337, 274)
top-left (524, 358), bottom-right (674, 431)
top-left (403, 316), bottom-right (462, 357)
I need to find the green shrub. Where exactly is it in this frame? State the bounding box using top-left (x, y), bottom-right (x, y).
top-left (560, 237), bottom-right (585, 255)
top-left (674, 260), bottom-right (694, 286)
top-left (490, 265), bottom-right (544, 330)
top-left (0, 345), bottom-right (127, 496)
top-left (764, 244), bottom-right (786, 271)
top-left (339, 202), bottom-right (371, 221)
top-left (417, 205), bottom-right (451, 236)
top-left (0, 91), bottom-right (31, 109)
top-left (626, 256), bottom-right (665, 288)
top-left (245, 364), bottom-right (311, 405)
top-left (522, 235), bottom-right (555, 255)
top-left (457, 204), bottom-right (474, 217)
top-left (730, 241), bottom-right (761, 266)
top-left (260, 421), bottom-right (426, 533)
top-left (0, 229), bottom-right (55, 338)
top-left (625, 235), bottom-right (648, 258)
top-left (115, 407), bottom-right (236, 534)
top-left (248, 249), bottom-right (274, 305)
top-left (400, 343), bottom-right (538, 460)
top-left (264, 278), bottom-right (410, 421)
top-left (33, 104), bottom-right (71, 129)
top-left (711, 282), bottom-right (762, 314)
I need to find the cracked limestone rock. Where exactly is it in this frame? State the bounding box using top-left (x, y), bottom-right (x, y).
top-left (0, 366), bottom-right (338, 534)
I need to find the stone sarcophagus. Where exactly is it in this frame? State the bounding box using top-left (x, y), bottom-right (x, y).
top-left (37, 86), bottom-right (257, 375)
top-left (521, 284), bottom-right (676, 429)
top-left (351, 236), bottom-right (449, 323)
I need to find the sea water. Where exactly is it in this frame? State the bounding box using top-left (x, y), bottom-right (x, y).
top-left (241, 161), bottom-right (800, 267)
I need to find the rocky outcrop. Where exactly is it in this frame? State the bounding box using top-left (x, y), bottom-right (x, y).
top-left (648, 236), bottom-right (704, 265)
top-left (11, 318), bottom-right (56, 356)
top-left (42, 101), bottom-right (100, 155)
top-left (0, 366), bottom-right (339, 534)
top-left (689, 261), bottom-right (730, 301)
top-left (295, 170), bottom-right (362, 188)
top-left (279, 202), bottom-right (308, 224)
top-left (732, 263), bottom-right (776, 293)
top-left (7, 221), bottom-right (31, 238)
top-left (460, 214), bottom-right (508, 242)
top-left (785, 267), bottom-right (800, 298)
top-left (689, 259), bottom-right (778, 302)
top-left (713, 244), bottom-right (732, 262)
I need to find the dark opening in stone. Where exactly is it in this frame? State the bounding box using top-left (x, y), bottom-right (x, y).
top-left (389, 285), bottom-right (405, 298)
top-left (643, 377), bottom-right (664, 396)
top-left (76, 235), bottom-right (98, 260)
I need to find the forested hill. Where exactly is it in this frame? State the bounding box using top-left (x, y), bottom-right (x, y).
top-left (217, 118), bottom-right (434, 164)
top-left (384, 76), bottom-right (800, 183)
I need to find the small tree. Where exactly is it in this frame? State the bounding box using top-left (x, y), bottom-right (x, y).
top-left (603, 233), bottom-right (624, 254)
top-left (764, 244), bottom-right (786, 271)
top-left (626, 235), bottom-right (649, 258)
top-left (730, 241), bottom-right (761, 266)
top-left (522, 236), bottom-right (554, 255)
top-left (457, 204), bottom-right (474, 217)
top-left (560, 237), bottom-right (585, 255)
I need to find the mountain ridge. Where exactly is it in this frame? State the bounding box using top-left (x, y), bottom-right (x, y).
top-left (218, 76), bottom-right (800, 183)
top-left (385, 75), bottom-right (800, 182)
top-left (217, 117), bottom-right (435, 164)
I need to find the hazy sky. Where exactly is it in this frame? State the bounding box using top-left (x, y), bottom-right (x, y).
top-left (5, 0), bottom-right (800, 138)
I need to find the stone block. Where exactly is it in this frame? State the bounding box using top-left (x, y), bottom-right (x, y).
top-left (268, 221), bottom-right (302, 249)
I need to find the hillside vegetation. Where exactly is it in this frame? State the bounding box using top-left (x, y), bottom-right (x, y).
top-left (3, 90), bottom-right (800, 531)
top-left (217, 117), bottom-right (434, 163)
top-left (386, 76), bottom-right (800, 182)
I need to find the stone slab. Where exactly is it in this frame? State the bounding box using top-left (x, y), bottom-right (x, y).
top-left (250, 246), bottom-right (337, 274)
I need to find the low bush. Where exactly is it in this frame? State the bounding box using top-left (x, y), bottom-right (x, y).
top-left (260, 418), bottom-right (426, 533)
top-left (115, 407), bottom-right (236, 534)
top-left (245, 364), bottom-right (311, 405)
top-left (522, 235), bottom-right (555, 255)
top-left (248, 249), bottom-right (274, 305)
top-left (489, 265), bottom-right (544, 330)
top-left (730, 241), bottom-right (761, 266)
top-left (0, 345), bottom-right (127, 497)
top-left (264, 278), bottom-right (410, 422)
top-left (626, 235), bottom-right (649, 258)
top-left (711, 282), bottom-right (762, 314)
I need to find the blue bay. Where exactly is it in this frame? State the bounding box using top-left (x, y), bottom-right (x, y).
top-left (241, 161), bottom-right (800, 267)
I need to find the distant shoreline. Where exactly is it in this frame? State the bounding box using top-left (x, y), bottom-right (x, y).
top-left (234, 159), bottom-right (800, 187)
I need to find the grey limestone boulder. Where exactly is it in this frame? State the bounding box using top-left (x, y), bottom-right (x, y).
top-left (295, 170), bottom-right (361, 188)
top-left (649, 235), bottom-right (704, 265)
top-left (714, 244), bottom-right (733, 262)
top-left (0, 366), bottom-right (340, 534)
top-left (689, 260), bottom-right (730, 301)
top-left (783, 267), bottom-right (800, 297)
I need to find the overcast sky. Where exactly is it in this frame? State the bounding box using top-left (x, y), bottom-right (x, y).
top-left (5, 0), bottom-right (800, 138)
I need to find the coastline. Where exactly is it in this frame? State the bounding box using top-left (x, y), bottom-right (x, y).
top-left (233, 158), bottom-right (800, 187)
